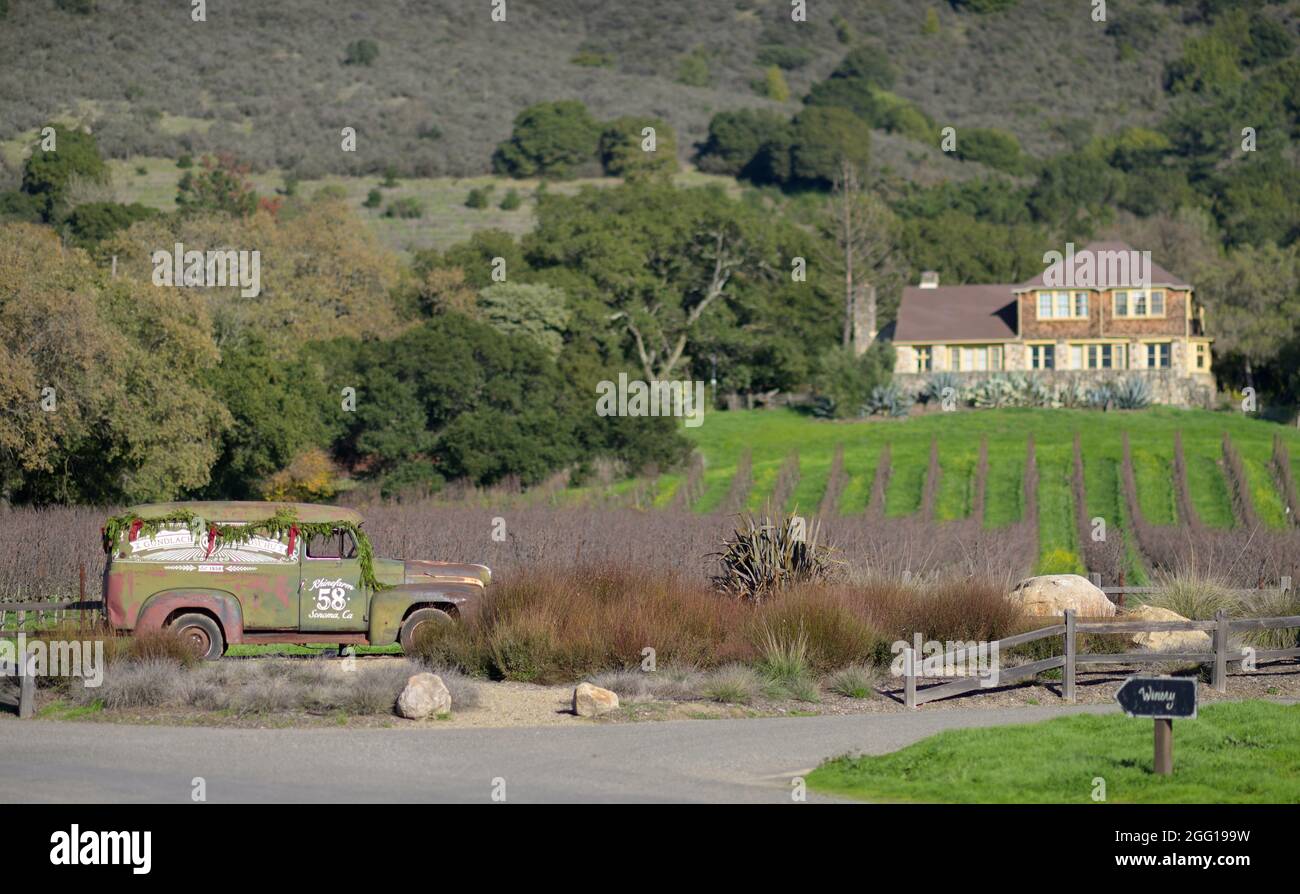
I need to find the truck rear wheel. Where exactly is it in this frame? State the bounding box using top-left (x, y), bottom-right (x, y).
top-left (169, 613), bottom-right (225, 660)
top-left (399, 607), bottom-right (453, 654)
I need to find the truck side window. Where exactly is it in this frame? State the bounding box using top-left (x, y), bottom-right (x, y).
top-left (340, 531), bottom-right (358, 559)
top-left (306, 531), bottom-right (342, 559)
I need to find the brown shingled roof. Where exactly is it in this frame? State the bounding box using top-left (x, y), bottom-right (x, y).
top-left (894, 284), bottom-right (1018, 342)
top-left (1017, 241), bottom-right (1191, 289)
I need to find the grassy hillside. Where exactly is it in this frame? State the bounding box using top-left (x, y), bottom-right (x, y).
top-left (594, 406), bottom-right (1300, 576)
top-left (95, 157), bottom-right (743, 256)
top-left (0, 0), bottom-right (1201, 181)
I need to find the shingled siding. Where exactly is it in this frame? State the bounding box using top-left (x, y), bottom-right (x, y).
top-left (897, 368), bottom-right (1216, 408)
top-left (1018, 289), bottom-right (1192, 340)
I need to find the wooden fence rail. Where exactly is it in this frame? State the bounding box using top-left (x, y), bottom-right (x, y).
top-left (0, 564), bottom-right (101, 632)
top-left (903, 608), bottom-right (1300, 708)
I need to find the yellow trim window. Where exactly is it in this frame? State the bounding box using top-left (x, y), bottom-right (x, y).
top-left (1194, 342), bottom-right (1208, 371)
top-left (1070, 342), bottom-right (1127, 370)
top-left (915, 346), bottom-right (932, 372)
top-left (1037, 290), bottom-right (1089, 320)
top-left (1115, 290), bottom-right (1166, 318)
top-left (1147, 342), bottom-right (1171, 369)
top-left (948, 345), bottom-right (1003, 372)
top-left (1028, 343), bottom-right (1055, 370)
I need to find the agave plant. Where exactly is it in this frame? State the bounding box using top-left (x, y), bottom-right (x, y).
top-left (1086, 384), bottom-right (1115, 410)
top-left (710, 508), bottom-right (839, 602)
top-left (921, 372), bottom-right (963, 405)
top-left (860, 383), bottom-right (914, 417)
top-left (1112, 375), bottom-right (1153, 409)
top-left (1055, 380), bottom-right (1090, 408)
top-left (808, 395), bottom-right (838, 419)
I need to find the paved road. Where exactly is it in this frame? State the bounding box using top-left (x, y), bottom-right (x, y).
top-left (0, 705), bottom-right (1116, 803)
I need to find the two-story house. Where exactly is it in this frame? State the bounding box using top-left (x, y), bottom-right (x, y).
top-left (890, 242), bottom-right (1215, 406)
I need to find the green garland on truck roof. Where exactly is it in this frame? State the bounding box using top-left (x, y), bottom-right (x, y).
top-left (101, 507), bottom-right (390, 592)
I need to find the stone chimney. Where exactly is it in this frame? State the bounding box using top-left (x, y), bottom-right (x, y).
top-left (919, 271), bottom-right (939, 289)
top-left (852, 284), bottom-right (877, 356)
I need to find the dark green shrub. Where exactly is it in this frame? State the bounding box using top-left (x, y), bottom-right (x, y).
top-left (491, 100), bottom-right (601, 179)
top-left (756, 44), bottom-right (814, 70)
top-left (384, 197), bottom-right (422, 218)
top-left (955, 127), bottom-right (1023, 173)
top-left (464, 186), bottom-right (493, 209)
top-left (695, 109), bottom-right (793, 178)
top-left (599, 116), bottom-right (678, 179)
top-left (62, 201), bottom-right (156, 246)
top-left (344, 39), bottom-right (380, 66)
top-left (498, 188), bottom-right (522, 210)
top-left (789, 107), bottom-right (872, 187)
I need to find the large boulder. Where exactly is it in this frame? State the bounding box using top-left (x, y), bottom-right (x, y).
top-left (1125, 604), bottom-right (1212, 652)
top-left (397, 673), bottom-right (452, 719)
top-left (573, 682), bottom-right (619, 717)
top-left (1009, 574), bottom-right (1116, 618)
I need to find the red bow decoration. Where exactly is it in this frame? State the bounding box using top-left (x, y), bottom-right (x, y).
top-left (205, 525), bottom-right (218, 558)
top-left (128, 519), bottom-right (143, 542)
top-left (286, 524), bottom-right (298, 557)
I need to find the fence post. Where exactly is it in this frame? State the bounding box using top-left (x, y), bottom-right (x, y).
top-left (904, 647), bottom-right (917, 709)
top-left (18, 646), bottom-right (37, 720)
top-left (1213, 609), bottom-right (1228, 694)
top-left (1063, 609), bottom-right (1076, 703)
top-left (1282, 575), bottom-right (1292, 594)
top-left (1089, 573), bottom-right (1102, 589)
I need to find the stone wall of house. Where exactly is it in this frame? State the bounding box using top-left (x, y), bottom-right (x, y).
top-left (897, 368), bottom-right (1217, 408)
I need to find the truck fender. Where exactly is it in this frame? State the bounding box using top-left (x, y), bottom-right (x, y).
top-left (368, 583), bottom-right (482, 646)
top-left (136, 590), bottom-right (245, 644)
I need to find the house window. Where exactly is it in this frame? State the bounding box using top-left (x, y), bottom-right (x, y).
top-left (1037, 290), bottom-right (1088, 319)
top-left (953, 345), bottom-right (1003, 371)
top-left (1029, 343), bottom-right (1055, 370)
top-left (916, 346), bottom-right (932, 372)
top-left (1115, 290), bottom-right (1166, 318)
top-left (1071, 343), bottom-right (1128, 370)
top-left (1195, 343), bottom-right (1207, 370)
top-left (1147, 342), bottom-right (1171, 369)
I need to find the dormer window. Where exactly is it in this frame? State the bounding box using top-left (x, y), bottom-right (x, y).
top-left (1114, 290), bottom-right (1166, 318)
top-left (1036, 290), bottom-right (1088, 320)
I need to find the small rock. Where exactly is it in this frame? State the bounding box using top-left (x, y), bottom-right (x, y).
top-left (1009, 574), bottom-right (1116, 618)
top-left (1125, 604), bottom-right (1212, 652)
top-left (397, 673), bottom-right (451, 719)
top-left (573, 682), bottom-right (619, 717)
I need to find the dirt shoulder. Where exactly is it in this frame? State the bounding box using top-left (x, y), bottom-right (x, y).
top-left (5, 657), bottom-right (1298, 730)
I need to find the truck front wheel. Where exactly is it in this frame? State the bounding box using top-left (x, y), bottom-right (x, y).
top-left (399, 607), bottom-right (453, 654)
top-left (169, 613), bottom-right (225, 660)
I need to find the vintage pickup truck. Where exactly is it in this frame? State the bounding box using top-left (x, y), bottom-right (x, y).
top-left (103, 501), bottom-right (491, 659)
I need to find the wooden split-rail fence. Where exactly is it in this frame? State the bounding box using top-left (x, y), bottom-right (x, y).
top-left (903, 580), bottom-right (1300, 708)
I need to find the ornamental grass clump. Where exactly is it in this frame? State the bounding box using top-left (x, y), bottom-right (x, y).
top-left (712, 508), bottom-right (839, 603)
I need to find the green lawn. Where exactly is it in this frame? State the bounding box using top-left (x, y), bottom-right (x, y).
top-left (808, 701), bottom-right (1300, 803)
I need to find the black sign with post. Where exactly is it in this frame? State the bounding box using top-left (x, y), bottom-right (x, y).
top-left (1115, 676), bottom-right (1197, 775)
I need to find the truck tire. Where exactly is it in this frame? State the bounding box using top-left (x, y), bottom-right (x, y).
top-left (169, 613), bottom-right (225, 660)
top-left (399, 607), bottom-right (453, 654)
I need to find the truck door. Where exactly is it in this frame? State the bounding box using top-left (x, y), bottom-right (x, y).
top-left (300, 528), bottom-right (367, 632)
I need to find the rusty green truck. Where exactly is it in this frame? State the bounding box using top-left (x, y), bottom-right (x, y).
top-left (103, 501), bottom-right (490, 659)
